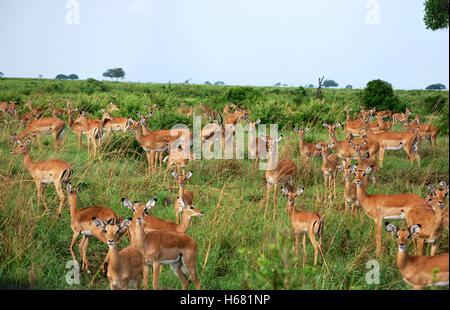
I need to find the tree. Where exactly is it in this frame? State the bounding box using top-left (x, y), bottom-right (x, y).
top-left (55, 74), bottom-right (68, 80)
top-left (68, 74), bottom-right (79, 80)
top-left (0, 72), bottom-right (4, 78)
top-left (345, 85), bottom-right (353, 89)
top-left (184, 79), bottom-right (191, 84)
top-left (424, 0), bottom-right (449, 30)
top-left (214, 81), bottom-right (225, 86)
top-left (316, 76), bottom-right (325, 99)
top-left (323, 79), bottom-right (339, 88)
top-left (307, 84), bottom-right (314, 88)
top-left (38, 74), bottom-right (43, 79)
top-left (103, 68), bottom-right (125, 81)
top-left (274, 82), bottom-right (282, 87)
top-left (426, 83), bottom-right (447, 90)
top-left (204, 81), bottom-right (211, 85)
top-left (363, 79), bottom-right (405, 112)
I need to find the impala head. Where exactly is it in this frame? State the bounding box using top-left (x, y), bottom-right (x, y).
top-left (94, 218), bottom-right (131, 247)
top-left (108, 102), bottom-right (119, 112)
top-left (262, 136), bottom-right (282, 153)
top-left (171, 170), bottom-right (192, 187)
top-left (316, 143), bottom-right (334, 158)
top-left (248, 119), bottom-right (261, 133)
top-left (236, 109), bottom-right (249, 121)
top-left (11, 138), bottom-right (31, 154)
top-left (340, 165), bottom-right (356, 180)
top-left (122, 198), bottom-right (157, 224)
top-left (295, 127), bottom-right (309, 138)
top-left (66, 182), bottom-right (82, 199)
top-left (385, 223), bottom-right (421, 252)
top-left (354, 167), bottom-right (371, 185)
top-left (281, 186), bottom-right (304, 206)
top-left (427, 182), bottom-right (449, 209)
top-left (349, 140), bottom-right (368, 156)
top-left (322, 122), bottom-right (342, 137)
top-left (177, 197), bottom-right (204, 219)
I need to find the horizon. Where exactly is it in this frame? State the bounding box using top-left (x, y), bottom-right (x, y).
top-left (0, 0), bottom-right (448, 90)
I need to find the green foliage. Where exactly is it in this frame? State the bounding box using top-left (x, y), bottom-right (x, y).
top-left (225, 86), bottom-right (262, 104)
top-left (323, 79), bottom-right (339, 88)
top-left (0, 72), bottom-right (4, 78)
top-left (103, 68), bottom-right (125, 81)
top-left (345, 85), bottom-right (353, 89)
top-left (426, 83), bottom-right (446, 90)
top-left (55, 74), bottom-right (68, 80)
top-left (424, 0), bottom-right (449, 30)
top-left (81, 78), bottom-right (109, 94)
top-left (363, 79), bottom-right (405, 112)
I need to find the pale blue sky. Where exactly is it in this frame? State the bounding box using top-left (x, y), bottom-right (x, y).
top-left (0, 0), bottom-right (448, 89)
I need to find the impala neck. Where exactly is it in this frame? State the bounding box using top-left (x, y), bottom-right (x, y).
top-left (177, 213), bottom-right (191, 233)
top-left (68, 111), bottom-right (74, 127)
top-left (298, 135), bottom-right (304, 149)
top-left (396, 246), bottom-right (409, 271)
top-left (107, 244), bottom-right (121, 271)
top-left (133, 219), bottom-right (145, 251)
top-left (68, 194), bottom-right (78, 217)
top-left (287, 202), bottom-right (295, 218)
top-left (356, 182), bottom-right (369, 205)
top-left (134, 125), bottom-right (144, 144)
top-left (22, 151), bottom-right (34, 173)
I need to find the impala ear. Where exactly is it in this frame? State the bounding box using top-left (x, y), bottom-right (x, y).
top-left (385, 222), bottom-right (397, 233)
top-left (426, 182), bottom-right (435, 193)
top-left (276, 136), bottom-right (282, 143)
top-left (296, 187), bottom-right (305, 195)
top-left (122, 198), bottom-right (133, 209)
top-left (315, 143), bottom-right (322, 150)
top-left (76, 183), bottom-right (82, 194)
top-left (335, 122), bottom-right (342, 128)
top-left (337, 165), bottom-right (344, 171)
top-left (145, 198), bottom-right (157, 210)
top-left (438, 180), bottom-right (448, 188)
top-left (66, 183), bottom-right (72, 193)
top-left (185, 171), bottom-right (193, 179)
top-left (119, 219), bottom-right (132, 231)
top-left (365, 166), bottom-right (372, 174)
top-left (410, 224), bottom-right (421, 236)
top-left (328, 143), bottom-right (334, 149)
top-left (94, 218), bottom-right (106, 230)
top-left (171, 170), bottom-right (178, 179)
top-left (322, 122), bottom-right (329, 128)
top-left (281, 187), bottom-right (289, 196)
top-left (304, 127), bottom-right (309, 133)
top-left (255, 119), bottom-right (261, 124)
top-left (350, 165), bottom-right (356, 173)
top-left (293, 126), bottom-right (298, 132)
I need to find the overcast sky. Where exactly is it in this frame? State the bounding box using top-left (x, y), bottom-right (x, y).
top-left (0, 0), bottom-right (448, 89)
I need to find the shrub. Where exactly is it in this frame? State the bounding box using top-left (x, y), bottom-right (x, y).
top-left (225, 86), bottom-right (262, 104)
top-left (363, 79), bottom-right (405, 112)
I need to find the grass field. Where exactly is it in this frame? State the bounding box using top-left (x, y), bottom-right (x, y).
top-left (0, 78), bottom-right (448, 289)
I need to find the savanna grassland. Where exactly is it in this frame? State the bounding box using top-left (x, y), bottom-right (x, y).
top-left (0, 78), bottom-right (448, 290)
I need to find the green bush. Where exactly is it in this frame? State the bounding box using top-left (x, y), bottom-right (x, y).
top-left (225, 86), bottom-right (262, 104)
top-left (363, 79), bottom-right (405, 112)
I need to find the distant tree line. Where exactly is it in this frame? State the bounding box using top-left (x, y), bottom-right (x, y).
top-left (55, 73), bottom-right (79, 80)
top-left (103, 68), bottom-right (125, 81)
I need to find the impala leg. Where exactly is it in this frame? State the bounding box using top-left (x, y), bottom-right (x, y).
top-left (146, 152), bottom-right (152, 174)
top-left (378, 147), bottom-right (385, 168)
top-left (322, 174), bottom-right (327, 202)
top-left (77, 133), bottom-right (82, 149)
top-left (375, 218), bottom-right (383, 256)
top-left (416, 238), bottom-right (425, 256)
top-left (294, 233), bottom-right (299, 256)
top-left (35, 181), bottom-right (48, 211)
top-left (309, 229), bottom-right (319, 266)
top-left (143, 264), bottom-right (149, 290)
top-left (172, 263), bottom-right (189, 290)
top-left (54, 182), bottom-right (65, 217)
top-left (263, 183), bottom-right (272, 219)
top-left (152, 261), bottom-right (161, 290)
top-left (272, 184), bottom-right (278, 221)
top-left (302, 233), bottom-right (307, 266)
top-left (333, 174), bottom-right (337, 201)
top-left (69, 231), bottom-right (80, 264)
top-left (430, 243), bottom-right (437, 256)
top-left (183, 254), bottom-right (201, 290)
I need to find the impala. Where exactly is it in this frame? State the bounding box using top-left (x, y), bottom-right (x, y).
top-left (361, 126), bottom-right (421, 168)
top-left (262, 136), bottom-right (297, 220)
top-left (66, 106), bottom-right (84, 148)
top-left (405, 182), bottom-right (448, 256)
top-left (101, 110), bottom-right (133, 142)
top-left (403, 116), bottom-right (439, 147)
top-left (171, 170), bottom-right (194, 224)
top-left (343, 106), bottom-right (371, 137)
top-left (339, 165), bottom-right (358, 216)
top-left (348, 139), bottom-right (377, 185)
top-left (281, 186), bottom-right (324, 265)
top-left (12, 115), bottom-right (66, 146)
top-left (294, 127), bottom-right (326, 162)
top-left (316, 143), bottom-right (340, 202)
top-left (66, 183), bottom-right (119, 272)
top-left (12, 139), bottom-right (72, 216)
top-left (73, 111), bottom-right (103, 158)
top-left (127, 198), bottom-right (201, 290)
top-left (248, 119), bottom-right (264, 170)
top-left (385, 223), bottom-right (449, 290)
top-left (354, 167), bottom-right (427, 256)
top-left (94, 218), bottom-right (144, 290)
top-left (323, 122), bottom-right (356, 166)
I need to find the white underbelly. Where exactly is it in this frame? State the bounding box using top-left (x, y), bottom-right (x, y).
top-left (386, 145), bottom-right (403, 151)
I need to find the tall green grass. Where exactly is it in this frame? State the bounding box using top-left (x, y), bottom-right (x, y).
top-left (0, 79), bottom-right (448, 289)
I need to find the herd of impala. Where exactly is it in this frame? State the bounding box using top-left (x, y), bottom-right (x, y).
top-left (1, 99), bottom-right (448, 290)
